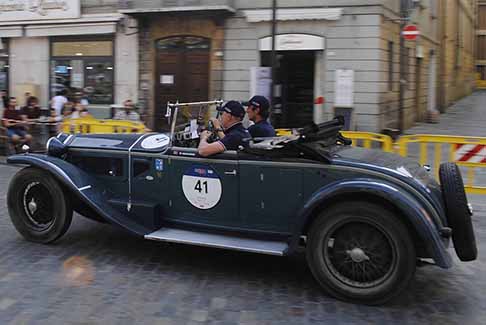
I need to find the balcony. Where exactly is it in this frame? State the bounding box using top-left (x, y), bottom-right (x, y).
top-left (119, 0), bottom-right (236, 14)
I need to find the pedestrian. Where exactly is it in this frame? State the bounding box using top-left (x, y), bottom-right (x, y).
top-left (71, 102), bottom-right (91, 119)
top-left (1, 97), bottom-right (32, 147)
top-left (243, 95), bottom-right (276, 138)
top-left (114, 99), bottom-right (141, 122)
top-left (51, 90), bottom-right (68, 121)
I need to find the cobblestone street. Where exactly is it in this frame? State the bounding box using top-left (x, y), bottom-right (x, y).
top-left (0, 165), bottom-right (485, 324)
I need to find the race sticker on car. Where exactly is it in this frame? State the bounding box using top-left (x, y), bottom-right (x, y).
top-left (141, 134), bottom-right (170, 150)
top-left (182, 166), bottom-right (222, 210)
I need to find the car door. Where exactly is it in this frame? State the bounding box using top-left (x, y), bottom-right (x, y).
top-left (166, 147), bottom-right (242, 228)
top-left (239, 157), bottom-right (303, 233)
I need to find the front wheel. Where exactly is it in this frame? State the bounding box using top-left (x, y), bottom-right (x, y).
top-left (306, 202), bottom-right (416, 305)
top-left (7, 167), bottom-right (73, 243)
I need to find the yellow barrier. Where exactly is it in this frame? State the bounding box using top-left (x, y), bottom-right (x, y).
top-left (61, 117), bottom-right (146, 134)
top-left (396, 134), bottom-right (486, 195)
top-left (341, 131), bottom-right (394, 153)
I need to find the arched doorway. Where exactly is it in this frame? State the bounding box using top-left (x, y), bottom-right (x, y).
top-left (155, 36), bottom-right (210, 130)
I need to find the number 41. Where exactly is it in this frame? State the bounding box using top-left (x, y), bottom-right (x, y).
top-left (194, 180), bottom-right (208, 194)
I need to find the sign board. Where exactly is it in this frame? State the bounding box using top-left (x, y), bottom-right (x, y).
top-left (259, 34), bottom-right (325, 51)
top-left (0, 0), bottom-right (80, 21)
top-left (160, 75), bottom-right (174, 85)
top-left (402, 25), bottom-right (420, 41)
top-left (250, 67), bottom-right (272, 101)
top-left (335, 69), bottom-right (354, 108)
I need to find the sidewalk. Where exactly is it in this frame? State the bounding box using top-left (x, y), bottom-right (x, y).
top-left (406, 90), bottom-right (486, 137)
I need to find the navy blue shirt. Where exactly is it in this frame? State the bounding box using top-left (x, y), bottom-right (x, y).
top-left (219, 122), bottom-right (250, 151)
top-left (248, 120), bottom-right (276, 138)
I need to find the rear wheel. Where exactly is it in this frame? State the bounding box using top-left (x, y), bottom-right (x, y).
top-left (7, 167), bottom-right (73, 243)
top-left (306, 202), bottom-right (416, 305)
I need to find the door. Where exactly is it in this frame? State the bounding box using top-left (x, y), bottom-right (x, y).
top-left (239, 163), bottom-right (303, 233)
top-left (261, 51), bottom-right (315, 128)
top-left (167, 149), bottom-right (241, 228)
top-left (155, 36), bottom-right (210, 131)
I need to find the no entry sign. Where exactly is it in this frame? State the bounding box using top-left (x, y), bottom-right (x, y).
top-left (402, 25), bottom-right (420, 41)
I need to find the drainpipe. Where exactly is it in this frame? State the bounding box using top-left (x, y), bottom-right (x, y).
top-left (270, 0), bottom-right (277, 119)
top-left (398, 0), bottom-right (408, 132)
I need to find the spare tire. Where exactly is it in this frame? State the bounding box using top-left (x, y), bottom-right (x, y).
top-left (439, 162), bottom-right (477, 261)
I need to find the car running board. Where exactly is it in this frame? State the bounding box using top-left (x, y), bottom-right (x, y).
top-left (145, 228), bottom-right (289, 256)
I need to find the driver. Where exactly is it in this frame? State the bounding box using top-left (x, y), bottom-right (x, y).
top-left (198, 101), bottom-right (250, 157)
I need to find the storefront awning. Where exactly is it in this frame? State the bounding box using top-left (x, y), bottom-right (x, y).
top-left (0, 14), bottom-right (121, 37)
top-left (120, 5), bottom-right (236, 15)
top-left (25, 22), bottom-right (117, 37)
top-left (244, 8), bottom-right (343, 22)
top-left (0, 26), bottom-right (23, 38)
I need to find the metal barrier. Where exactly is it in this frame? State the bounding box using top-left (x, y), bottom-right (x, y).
top-left (61, 117), bottom-right (146, 134)
top-left (396, 134), bottom-right (486, 195)
top-left (341, 131), bottom-right (394, 153)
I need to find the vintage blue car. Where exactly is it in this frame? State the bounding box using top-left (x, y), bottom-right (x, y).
top-left (6, 101), bottom-right (477, 305)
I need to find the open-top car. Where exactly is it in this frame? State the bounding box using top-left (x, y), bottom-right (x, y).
top-left (6, 100), bottom-right (477, 305)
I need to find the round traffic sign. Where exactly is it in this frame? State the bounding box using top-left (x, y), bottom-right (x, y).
top-left (402, 25), bottom-right (420, 41)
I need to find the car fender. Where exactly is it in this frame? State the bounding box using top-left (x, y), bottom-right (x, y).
top-left (7, 154), bottom-right (149, 237)
top-left (291, 179), bottom-right (453, 268)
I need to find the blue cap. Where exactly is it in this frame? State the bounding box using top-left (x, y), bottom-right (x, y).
top-left (242, 95), bottom-right (270, 111)
top-left (217, 100), bottom-right (245, 118)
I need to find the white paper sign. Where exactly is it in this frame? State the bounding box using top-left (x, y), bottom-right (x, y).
top-left (160, 75), bottom-right (174, 85)
top-left (0, 0), bottom-right (80, 21)
top-left (250, 67), bottom-right (272, 101)
top-left (335, 69), bottom-right (354, 107)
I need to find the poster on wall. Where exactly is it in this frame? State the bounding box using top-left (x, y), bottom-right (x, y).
top-left (250, 67), bottom-right (272, 102)
top-left (335, 69), bottom-right (354, 108)
top-left (0, 0), bottom-right (80, 21)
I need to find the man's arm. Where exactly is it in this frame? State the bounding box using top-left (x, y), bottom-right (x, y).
top-left (198, 131), bottom-right (225, 157)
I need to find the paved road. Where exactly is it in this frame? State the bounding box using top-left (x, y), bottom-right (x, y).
top-left (0, 162), bottom-right (485, 325)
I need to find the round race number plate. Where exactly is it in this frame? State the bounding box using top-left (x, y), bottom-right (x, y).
top-left (141, 134), bottom-right (170, 150)
top-left (182, 166), bottom-right (222, 210)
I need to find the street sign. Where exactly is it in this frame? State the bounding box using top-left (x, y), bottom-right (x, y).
top-left (402, 25), bottom-right (420, 41)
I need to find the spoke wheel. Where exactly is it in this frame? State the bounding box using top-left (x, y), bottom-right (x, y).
top-left (324, 220), bottom-right (396, 289)
top-left (306, 201), bottom-right (416, 305)
top-left (8, 167), bottom-right (73, 244)
top-left (22, 182), bottom-right (55, 231)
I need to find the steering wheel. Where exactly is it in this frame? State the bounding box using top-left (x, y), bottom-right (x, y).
top-left (203, 116), bottom-right (221, 144)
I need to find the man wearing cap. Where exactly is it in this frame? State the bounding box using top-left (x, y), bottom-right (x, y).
top-left (198, 100), bottom-right (250, 157)
top-left (244, 95), bottom-right (276, 138)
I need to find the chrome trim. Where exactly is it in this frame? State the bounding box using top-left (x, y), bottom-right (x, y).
top-left (78, 185), bottom-right (92, 191)
top-left (127, 134), bottom-right (148, 211)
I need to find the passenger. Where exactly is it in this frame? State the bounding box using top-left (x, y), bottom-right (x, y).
top-left (243, 95), bottom-right (276, 138)
top-left (2, 97), bottom-right (32, 146)
top-left (198, 100), bottom-right (250, 157)
top-left (114, 99), bottom-right (141, 122)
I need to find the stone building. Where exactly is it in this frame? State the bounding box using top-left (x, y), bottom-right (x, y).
top-left (0, 0), bottom-right (137, 118)
top-left (477, 0), bottom-right (486, 88)
top-left (438, 0), bottom-right (476, 112)
top-left (120, 0), bottom-right (447, 132)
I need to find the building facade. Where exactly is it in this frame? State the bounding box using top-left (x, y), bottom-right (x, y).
top-left (0, 1), bottom-right (477, 131)
top-left (0, 0), bottom-right (138, 118)
top-left (477, 0), bottom-right (486, 88)
top-left (121, 0), bottom-right (446, 132)
top-left (438, 0), bottom-right (476, 111)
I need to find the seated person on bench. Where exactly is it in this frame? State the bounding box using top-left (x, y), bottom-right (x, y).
top-left (2, 97), bottom-right (32, 147)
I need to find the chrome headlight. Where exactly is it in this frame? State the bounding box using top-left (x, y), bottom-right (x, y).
top-left (46, 137), bottom-right (67, 157)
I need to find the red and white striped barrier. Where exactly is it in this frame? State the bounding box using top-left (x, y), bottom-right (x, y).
top-left (454, 144), bottom-right (486, 164)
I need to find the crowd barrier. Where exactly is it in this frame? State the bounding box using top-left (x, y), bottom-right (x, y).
top-left (61, 117), bottom-right (146, 134)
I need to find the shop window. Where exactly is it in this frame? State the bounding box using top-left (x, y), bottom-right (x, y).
top-left (0, 38), bottom-right (9, 95)
top-left (50, 38), bottom-right (114, 105)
